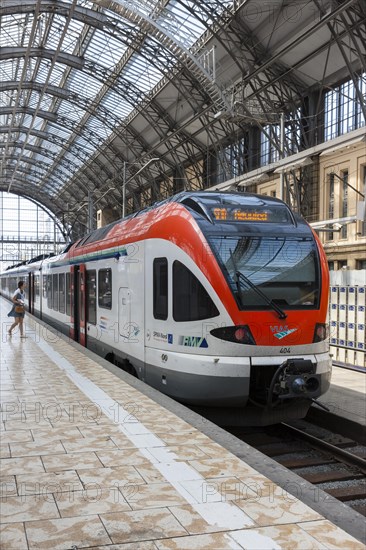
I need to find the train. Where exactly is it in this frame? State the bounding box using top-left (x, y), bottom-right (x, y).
top-left (1, 191), bottom-right (331, 425)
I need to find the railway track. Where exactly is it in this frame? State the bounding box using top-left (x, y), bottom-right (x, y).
top-left (229, 419), bottom-right (366, 516)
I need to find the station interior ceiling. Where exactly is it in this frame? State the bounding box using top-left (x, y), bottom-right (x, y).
top-left (0, 0), bottom-right (365, 240)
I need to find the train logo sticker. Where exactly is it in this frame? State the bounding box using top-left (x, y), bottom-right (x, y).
top-left (271, 325), bottom-right (298, 339)
top-left (179, 335), bottom-right (208, 348)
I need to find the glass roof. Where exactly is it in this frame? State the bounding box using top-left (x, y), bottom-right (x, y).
top-left (3, 0), bottom-right (361, 221)
top-left (0, 0), bottom-right (218, 199)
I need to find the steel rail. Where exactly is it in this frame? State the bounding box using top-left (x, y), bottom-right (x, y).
top-left (282, 422), bottom-right (366, 474)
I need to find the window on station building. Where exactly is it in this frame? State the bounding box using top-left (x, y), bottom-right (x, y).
top-left (98, 269), bottom-right (112, 309)
top-left (153, 258), bottom-right (168, 320)
top-left (324, 72), bottom-right (366, 141)
top-left (215, 136), bottom-right (248, 184)
top-left (328, 261), bottom-right (335, 271)
top-left (338, 260), bottom-right (348, 269)
top-left (173, 260), bottom-right (219, 322)
top-left (361, 166), bottom-right (366, 237)
top-left (340, 170), bottom-right (349, 239)
top-left (356, 260), bottom-right (366, 270)
top-left (260, 124), bottom-right (281, 166)
top-left (327, 173), bottom-right (335, 241)
top-left (86, 270), bottom-right (97, 325)
top-left (260, 110), bottom-right (301, 167)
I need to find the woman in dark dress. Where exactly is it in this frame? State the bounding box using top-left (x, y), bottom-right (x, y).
top-left (8, 281), bottom-right (26, 338)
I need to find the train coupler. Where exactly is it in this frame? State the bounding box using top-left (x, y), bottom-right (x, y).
top-left (267, 359), bottom-right (322, 406)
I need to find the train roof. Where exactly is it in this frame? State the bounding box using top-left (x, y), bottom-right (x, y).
top-left (73, 191), bottom-right (300, 249)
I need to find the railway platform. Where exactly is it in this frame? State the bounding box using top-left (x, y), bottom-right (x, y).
top-left (308, 364), bottom-right (366, 443)
top-left (1, 297), bottom-right (365, 550)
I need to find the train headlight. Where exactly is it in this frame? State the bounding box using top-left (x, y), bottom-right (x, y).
top-left (313, 323), bottom-right (328, 342)
top-left (210, 325), bottom-right (255, 345)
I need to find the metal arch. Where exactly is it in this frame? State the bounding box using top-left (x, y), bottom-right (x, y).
top-left (0, 125), bottom-right (115, 182)
top-left (0, 47), bottom-right (84, 69)
top-left (313, 0), bottom-right (366, 122)
top-left (0, 83), bottom-right (154, 196)
top-left (3, 154), bottom-right (71, 189)
top-left (2, 162), bottom-right (96, 210)
top-left (0, 141), bottom-right (102, 192)
top-left (0, 179), bottom-right (67, 226)
top-left (171, 0), bottom-right (308, 118)
top-left (96, 0), bottom-right (232, 112)
top-left (234, 0), bottom-right (360, 98)
top-left (0, 82), bottom-right (124, 181)
top-left (1, 0), bottom-right (365, 220)
top-left (0, 75), bottom-right (186, 194)
top-left (0, 106), bottom-right (57, 122)
top-left (2, 0), bottom-right (79, 193)
top-left (0, 4), bottom-right (217, 179)
top-left (1, 0), bottom-right (232, 207)
top-left (0, 1), bottom-right (220, 136)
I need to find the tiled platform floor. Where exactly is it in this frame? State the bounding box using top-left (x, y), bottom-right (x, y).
top-left (1, 300), bottom-right (365, 550)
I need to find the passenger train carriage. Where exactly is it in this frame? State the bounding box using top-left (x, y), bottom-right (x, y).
top-left (1, 192), bottom-right (331, 425)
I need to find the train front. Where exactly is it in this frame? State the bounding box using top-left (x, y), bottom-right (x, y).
top-left (190, 193), bottom-right (331, 425)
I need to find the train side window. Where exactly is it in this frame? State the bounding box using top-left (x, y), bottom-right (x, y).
top-left (98, 269), bottom-right (112, 309)
top-left (86, 270), bottom-right (97, 325)
top-left (47, 275), bottom-right (52, 309)
top-left (153, 258), bottom-right (168, 320)
top-left (173, 260), bottom-right (219, 322)
top-left (34, 275), bottom-right (40, 298)
top-left (42, 275), bottom-right (47, 299)
top-left (59, 273), bottom-right (65, 314)
top-left (66, 273), bottom-right (71, 315)
top-left (52, 274), bottom-right (59, 311)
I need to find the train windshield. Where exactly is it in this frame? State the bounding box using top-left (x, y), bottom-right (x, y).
top-left (208, 235), bottom-right (320, 309)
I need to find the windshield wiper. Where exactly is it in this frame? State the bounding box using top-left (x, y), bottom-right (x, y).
top-left (229, 249), bottom-right (287, 320)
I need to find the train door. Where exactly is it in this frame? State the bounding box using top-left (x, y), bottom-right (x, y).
top-left (118, 287), bottom-right (131, 342)
top-left (28, 272), bottom-right (34, 315)
top-left (70, 264), bottom-right (87, 346)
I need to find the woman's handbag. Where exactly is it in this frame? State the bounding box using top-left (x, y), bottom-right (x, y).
top-left (14, 305), bottom-right (25, 314)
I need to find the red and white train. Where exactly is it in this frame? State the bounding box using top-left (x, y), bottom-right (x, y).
top-left (1, 192), bottom-right (331, 425)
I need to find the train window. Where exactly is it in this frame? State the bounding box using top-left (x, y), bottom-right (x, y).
top-left (209, 235), bottom-right (319, 309)
top-left (86, 270), bottom-right (97, 325)
top-left (43, 275), bottom-right (47, 298)
top-left (79, 271), bottom-right (84, 322)
top-left (173, 261), bottom-right (219, 322)
top-left (59, 274), bottom-right (65, 314)
top-left (66, 273), bottom-right (71, 315)
top-left (47, 275), bottom-right (52, 309)
top-left (34, 275), bottom-right (40, 298)
top-left (153, 258), bottom-right (168, 320)
top-left (98, 269), bottom-right (112, 309)
top-left (52, 274), bottom-right (59, 311)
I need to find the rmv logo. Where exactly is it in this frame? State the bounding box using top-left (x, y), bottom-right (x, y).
top-left (182, 336), bottom-right (208, 348)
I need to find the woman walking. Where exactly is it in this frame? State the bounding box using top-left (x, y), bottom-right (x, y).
top-left (8, 281), bottom-right (27, 337)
